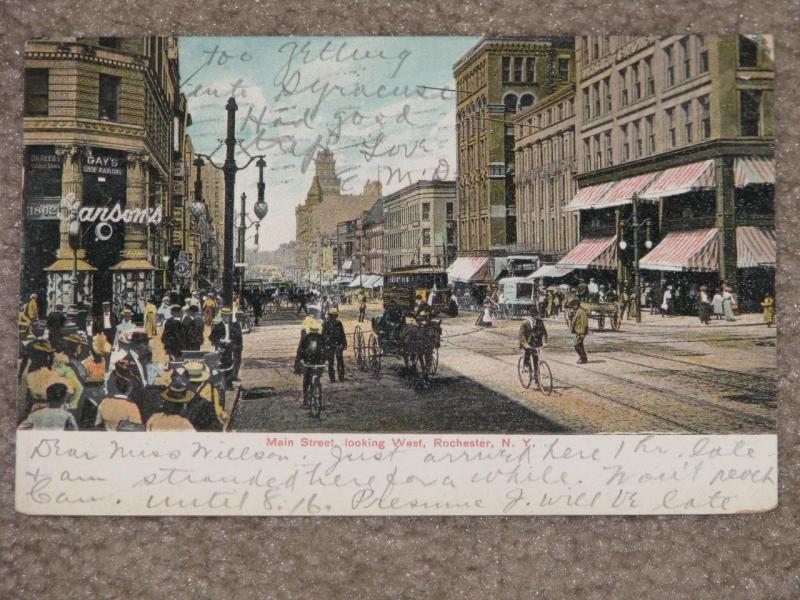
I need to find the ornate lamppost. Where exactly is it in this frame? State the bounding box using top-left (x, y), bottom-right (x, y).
top-left (617, 193), bottom-right (653, 323)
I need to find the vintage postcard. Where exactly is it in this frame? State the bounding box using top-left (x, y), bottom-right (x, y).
top-left (15, 35), bottom-right (777, 515)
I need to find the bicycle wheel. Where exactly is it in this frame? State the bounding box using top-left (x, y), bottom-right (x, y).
top-left (537, 361), bottom-right (553, 395)
top-left (517, 356), bottom-right (532, 389)
top-left (309, 378), bottom-right (323, 418)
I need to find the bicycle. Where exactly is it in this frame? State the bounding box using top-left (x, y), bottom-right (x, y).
top-left (300, 361), bottom-right (326, 418)
top-left (517, 346), bottom-right (553, 395)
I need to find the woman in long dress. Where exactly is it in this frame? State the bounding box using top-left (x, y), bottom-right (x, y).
top-left (143, 299), bottom-right (158, 337)
top-left (660, 286), bottom-right (673, 317)
top-left (712, 289), bottom-right (724, 320)
top-left (722, 287), bottom-right (736, 322)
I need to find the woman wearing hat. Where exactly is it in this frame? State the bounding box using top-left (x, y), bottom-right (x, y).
top-left (18, 383), bottom-right (78, 431)
top-left (144, 297), bottom-right (158, 337)
top-left (18, 340), bottom-right (73, 424)
top-left (114, 307), bottom-right (136, 348)
top-left (697, 284), bottom-right (711, 325)
top-left (182, 361), bottom-right (227, 431)
top-left (95, 369), bottom-right (142, 432)
top-left (146, 381), bottom-right (196, 431)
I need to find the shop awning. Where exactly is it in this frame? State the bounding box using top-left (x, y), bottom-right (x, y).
top-left (371, 276), bottom-right (384, 288)
top-left (341, 260), bottom-right (353, 271)
top-left (332, 276), bottom-right (353, 286)
top-left (737, 226), bottom-right (776, 268)
top-left (639, 160), bottom-right (715, 200)
top-left (556, 236), bottom-right (618, 270)
top-left (639, 228), bottom-right (719, 272)
top-left (596, 173), bottom-right (660, 208)
top-left (348, 275), bottom-right (370, 288)
top-left (565, 182), bottom-right (615, 211)
top-left (529, 265), bottom-right (574, 279)
top-left (735, 157), bottom-right (775, 187)
top-left (362, 274), bottom-right (383, 289)
top-left (447, 256), bottom-right (490, 284)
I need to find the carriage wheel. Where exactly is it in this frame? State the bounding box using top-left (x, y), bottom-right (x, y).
top-left (367, 334), bottom-right (381, 375)
top-left (353, 325), bottom-right (362, 351)
top-left (611, 311), bottom-right (622, 331)
top-left (355, 335), bottom-right (366, 371)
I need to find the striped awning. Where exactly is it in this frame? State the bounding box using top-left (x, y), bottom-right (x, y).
top-left (639, 229), bottom-right (719, 272)
top-left (735, 157), bottom-right (775, 187)
top-left (737, 226), bottom-right (776, 268)
top-left (447, 256), bottom-right (490, 284)
top-left (529, 265), bottom-right (574, 279)
top-left (341, 260), bottom-right (353, 271)
top-left (348, 275), bottom-right (370, 288)
top-left (596, 173), bottom-right (660, 208)
top-left (565, 182), bottom-right (615, 211)
top-left (639, 160), bottom-right (716, 200)
top-left (556, 236), bottom-right (618, 270)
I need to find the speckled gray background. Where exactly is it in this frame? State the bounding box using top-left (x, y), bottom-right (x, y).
top-left (1, 2), bottom-right (797, 598)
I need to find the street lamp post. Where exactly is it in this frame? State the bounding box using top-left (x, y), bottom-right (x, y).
top-left (618, 192), bottom-right (653, 323)
top-left (193, 97), bottom-right (265, 307)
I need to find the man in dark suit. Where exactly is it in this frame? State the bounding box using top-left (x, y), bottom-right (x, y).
top-left (209, 307), bottom-right (243, 387)
top-left (322, 306), bottom-right (347, 382)
top-left (161, 305), bottom-right (185, 361)
top-left (182, 303), bottom-right (205, 351)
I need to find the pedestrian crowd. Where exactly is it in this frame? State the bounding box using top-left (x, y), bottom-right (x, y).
top-left (18, 289), bottom-right (244, 433)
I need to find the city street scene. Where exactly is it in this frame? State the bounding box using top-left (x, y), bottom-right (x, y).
top-left (17, 35), bottom-right (776, 435)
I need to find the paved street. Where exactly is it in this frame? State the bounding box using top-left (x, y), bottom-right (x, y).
top-left (226, 303), bottom-right (776, 434)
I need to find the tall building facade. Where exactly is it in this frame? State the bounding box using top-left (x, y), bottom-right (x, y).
top-left (453, 37), bottom-right (574, 256)
top-left (383, 180), bottom-right (457, 271)
top-left (514, 83), bottom-right (580, 261)
top-left (294, 149), bottom-right (381, 282)
top-left (22, 36), bottom-right (184, 315)
top-left (560, 35), bottom-right (774, 306)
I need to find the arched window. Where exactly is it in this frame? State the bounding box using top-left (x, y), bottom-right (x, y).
top-left (519, 93), bottom-right (535, 109)
top-left (503, 93), bottom-right (518, 113)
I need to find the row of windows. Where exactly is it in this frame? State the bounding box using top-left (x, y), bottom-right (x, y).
top-left (459, 139), bottom-right (488, 173)
top-left (385, 201), bottom-right (454, 228)
top-left (516, 98), bottom-right (575, 137)
top-left (501, 55), bottom-right (571, 85)
top-left (458, 216), bottom-right (491, 250)
top-left (516, 214), bottom-right (578, 253)
top-left (517, 132), bottom-right (575, 171)
top-left (517, 173), bottom-right (577, 214)
top-left (25, 68), bottom-right (121, 120)
top-left (457, 61), bottom-right (487, 97)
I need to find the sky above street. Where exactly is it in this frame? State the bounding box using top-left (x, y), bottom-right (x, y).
top-left (179, 36), bottom-right (479, 251)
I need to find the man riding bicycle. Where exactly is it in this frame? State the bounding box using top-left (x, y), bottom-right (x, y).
top-left (294, 312), bottom-right (326, 407)
top-left (518, 307), bottom-right (548, 382)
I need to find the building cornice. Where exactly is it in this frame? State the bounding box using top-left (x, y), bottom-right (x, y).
top-left (25, 44), bottom-right (147, 72)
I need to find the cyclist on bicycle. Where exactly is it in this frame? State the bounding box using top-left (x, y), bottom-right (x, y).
top-left (518, 307), bottom-right (548, 382)
top-left (294, 314), bottom-right (326, 407)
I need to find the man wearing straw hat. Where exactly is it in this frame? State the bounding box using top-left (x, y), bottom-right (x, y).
top-left (182, 361), bottom-right (226, 431)
top-left (146, 381), bottom-right (196, 431)
top-left (95, 359), bottom-right (142, 431)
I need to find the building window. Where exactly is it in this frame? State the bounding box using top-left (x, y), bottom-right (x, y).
top-left (666, 107), bottom-right (676, 147)
top-left (699, 95), bottom-right (711, 139)
top-left (422, 202), bottom-right (430, 220)
top-left (504, 93), bottom-right (518, 113)
top-left (502, 57), bottom-right (511, 83)
top-left (422, 253), bottom-right (431, 265)
top-left (620, 68), bottom-right (629, 107)
top-left (584, 139), bottom-right (591, 170)
top-left (24, 68), bottom-right (48, 116)
top-left (592, 37), bottom-right (600, 60)
top-left (583, 87), bottom-right (591, 119)
top-left (682, 101), bottom-right (693, 144)
top-left (621, 124), bottom-right (630, 161)
top-left (558, 58), bottom-right (570, 82)
top-left (519, 93), bottom-right (535, 109)
top-left (99, 74), bottom-right (120, 121)
top-left (698, 35), bottom-right (709, 73)
top-left (526, 58), bottom-right (536, 82)
top-left (581, 38), bottom-right (589, 65)
top-left (665, 46), bottom-right (675, 87)
top-left (422, 228), bottom-right (431, 246)
top-left (604, 131), bottom-right (613, 165)
top-left (446, 201), bottom-right (454, 220)
top-left (738, 36), bottom-right (759, 67)
top-left (645, 115), bottom-right (655, 154)
top-left (634, 120), bottom-right (642, 157)
top-left (603, 76), bottom-right (611, 113)
top-left (645, 56), bottom-right (655, 96)
top-left (593, 82), bottom-right (601, 116)
top-left (632, 63), bottom-right (641, 101)
top-left (514, 57), bottom-right (524, 82)
top-left (680, 37), bottom-right (691, 80)
top-left (739, 89), bottom-right (762, 136)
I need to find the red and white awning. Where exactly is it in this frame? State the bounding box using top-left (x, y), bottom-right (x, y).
top-left (565, 182), bottom-right (615, 211)
top-left (735, 157), bottom-right (775, 187)
top-left (556, 236), bottom-right (618, 270)
top-left (639, 160), bottom-right (716, 200)
top-left (597, 173), bottom-right (660, 208)
top-left (447, 256), bottom-right (490, 284)
top-left (737, 226), bottom-right (776, 268)
top-left (529, 265), bottom-right (574, 279)
top-left (639, 229), bottom-right (719, 272)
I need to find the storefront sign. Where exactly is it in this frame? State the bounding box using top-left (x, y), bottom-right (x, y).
top-left (62, 193), bottom-right (163, 226)
top-left (28, 152), bottom-right (61, 170)
top-left (26, 197), bottom-right (61, 221)
top-left (82, 153), bottom-right (125, 177)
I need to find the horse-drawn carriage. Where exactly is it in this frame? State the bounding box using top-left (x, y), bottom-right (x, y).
top-left (352, 307), bottom-right (442, 380)
top-left (564, 295), bottom-right (623, 331)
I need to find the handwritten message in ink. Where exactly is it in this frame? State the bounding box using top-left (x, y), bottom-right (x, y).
top-left (16, 433), bottom-right (777, 516)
